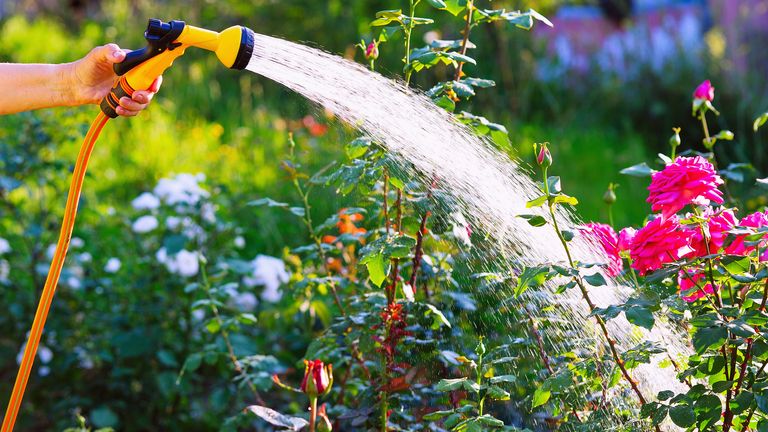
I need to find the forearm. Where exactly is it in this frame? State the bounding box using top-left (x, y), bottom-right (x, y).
top-left (0, 63), bottom-right (79, 115)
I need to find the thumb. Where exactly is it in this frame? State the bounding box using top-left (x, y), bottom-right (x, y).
top-left (95, 43), bottom-right (127, 64)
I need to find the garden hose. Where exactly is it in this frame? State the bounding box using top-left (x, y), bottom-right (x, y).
top-left (1, 19), bottom-right (257, 431)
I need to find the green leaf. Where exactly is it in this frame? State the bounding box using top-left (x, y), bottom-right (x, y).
top-left (244, 405), bottom-right (309, 431)
top-left (518, 214), bottom-right (547, 227)
top-left (362, 253), bottom-right (388, 287)
top-left (692, 326), bottom-right (727, 354)
top-left (547, 176), bottom-right (561, 194)
top-left (424, 303), bottom-right (452, 329)
top-left (346, 137), bottom-right (371, 159)
top-left (669, 404), bottom-right (695, 428)
top-left (714, 130), bottom-right (734, 141)
top-left (526, 195), bottom-right (547, 208)
top-left (425, 0), bottom-right (447, 9)
top-left (436, 377), bottom-right (468, 391)
top-left (620, 162), bottom-right (656, 177)
top-left (552, 194), bottom-right (578, 206)
top-left (463, 77), bottom-right (495, 88)
top-left (694, 394), bottom-right (721, 430)
top-left (625, 306), bottom-right (655, 330)
top-left (529, 8), bottom-right (554, 27)
top-left (433, 95), bottom-right (455, 112)
top-left (515, 265), bottom-right (551, 296)
top-left (531, 388), bottom-right (550, 408)
top-left (754, 112), bottom-right (768, 131)
top-left (583, 272), bottom-right (607, 287)
top-left (443, 0), bottom-right (468, 16)
top-left (486, 385), bottom-right (510, 400)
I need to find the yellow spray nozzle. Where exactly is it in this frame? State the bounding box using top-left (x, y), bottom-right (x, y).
top-left (100, 19), bottom-right (255, 118)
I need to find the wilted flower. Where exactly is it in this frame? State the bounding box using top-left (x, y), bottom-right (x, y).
top-left (678, 268), bottom-right (716, 302)
top-left (725, 210), bottom-right (768, 260)
top-left (300, 359), bottom-right (333, 399)
top-left (581, 222), bottom-right (622, 277)
top-left (104, 258), bottom-right (121, 274)
top-left (685, 208), bottom-right (737, 257)
top-left (243, 255), bottom-right (290, 302)
top-left (647, 156), bottom-right (724, 219)
top-left (618, 227), bottom-right (636, 252)
top-left (0, 238), bottom-right (10, 255)
top-left (132, 215), bottom-right (159, 233)
top-left (693, 80), bottom-right (714, 102)
top-left (365, 41), bottom-right (379, 60)
top-left (131, 192), bottom-right (160, 210)
top-left (630, 216), bottom-right (693, 275)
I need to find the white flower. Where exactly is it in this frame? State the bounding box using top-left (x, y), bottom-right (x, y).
top-left (0, 238), bottom-right (11, 255)
top-left (153, 173), bottom-right (209, 206)
top-left (38, 366), bottom-right (50, 377)
top-left (70, 237), bottom-right (84, 249)
top-left (132, 215), bottom-right (159, 233)
top-left (159, 249), bottom-right (199, 277)
top-left (66, 277), bottom-right (82, 290)
top-left (131, 192), bottom-right (161, 210)
top-left (74, 346), bottom-right (94, 370)
top-left (0, 259), bottom-right (9, 281)
top-left (191, 309), bottom-right (206, 322)
top-left (78, 252), bottom-right (92, 263)
top-left (243, 255), bottom-right (289, 302)
top-left (450, 212), bottom-right (472, 248)
top-left (104, 258), bottom-right (121, 274)
top-left (202, 202), bottom-right (216, 223)
top-left (38, 346), bottom-right (53, 364)
top-left (166, 216), bottom-right (182, 230)
top-left (233, 292), bottom-right (258, 311)
top-left (234, 236), bottom-right (246, 249)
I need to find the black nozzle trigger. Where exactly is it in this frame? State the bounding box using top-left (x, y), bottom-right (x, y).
top-left (113, 19), bottom-right (186, 76)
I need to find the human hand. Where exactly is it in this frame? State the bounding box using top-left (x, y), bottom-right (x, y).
top-left (67, 44), bottom-right (162, 117)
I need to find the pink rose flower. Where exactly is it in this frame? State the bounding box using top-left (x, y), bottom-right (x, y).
top-left (725, 210), bottom-right (768, 260)
top-left (678, 268), bottom-right (716, 302)
top-left (618, 227), bottom-right (636, 252)
top-left (365, 42), bottom-right (379, 60)
top-left (630, 216), bottom-right (693, 275)
top-left (582, 222), bottom-right (622, 277)
top-left (693, 80), bottom-right (715, 102)
top-left (647, 156), bottom-right (724, 219)
top-left (685, 208), bottom-right (737, 257)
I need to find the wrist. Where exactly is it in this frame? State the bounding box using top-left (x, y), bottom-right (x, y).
top-left (52, 63), bottom-right (81, 106)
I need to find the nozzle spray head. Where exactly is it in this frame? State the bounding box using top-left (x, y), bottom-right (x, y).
top-left (100, 19), bottom-right (257, 118)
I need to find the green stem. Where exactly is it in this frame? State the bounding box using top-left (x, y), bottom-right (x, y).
top-left (403, 0), bottom-right (418, 85)
top-left (453, 0), bottom-right (474, 82)
top-left (380, 390), bottom-right (388, 432)
top-left (309, 397), bottom-right (318, 432)
top-left (476, 349), bottom-right (484, 416)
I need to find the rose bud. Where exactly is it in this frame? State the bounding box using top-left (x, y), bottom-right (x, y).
top-left (365, 41), bottom-right (379, 60)
top-left (300, 359), bottom-right (333, 399)
top-left (693, 80), bottom-right (714, 102)
top-left (535, 142), bottom-right (552, 167)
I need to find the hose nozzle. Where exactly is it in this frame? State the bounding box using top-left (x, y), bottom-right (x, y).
top-left (100, 19), bottom-right (256, 118)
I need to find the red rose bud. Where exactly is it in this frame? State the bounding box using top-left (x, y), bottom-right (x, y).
top-left (535, 142), bottom-right (552, 167)
top-left (300, 359), bottom-right (333, 398)
top-left (365, 42), bottom-right (379, 60)
top-left (693, 80), bottom-right (714, 102)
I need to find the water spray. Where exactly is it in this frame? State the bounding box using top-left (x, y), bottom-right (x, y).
top-left (1, 19), bottom-right (256, 431)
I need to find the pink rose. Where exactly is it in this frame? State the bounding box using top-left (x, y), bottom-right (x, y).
top-left (618, 227), bottom-right (636, 252)
top-left (685, 208), bottom-right (737, 257)
top-left (725, 210), bottom-right (768, 260)
top-left (678, 268), bottom-right (716, 302)
top-left (630, 216), bottom-right (693, 275)
top-left (365, 42), bottom-right (379, 60)
top-left (693, 80), bottom-right (715, 102)
top-left (647, 156), bottom-right (724, 219)
top-left (582, 222), bottom-right (622, 277)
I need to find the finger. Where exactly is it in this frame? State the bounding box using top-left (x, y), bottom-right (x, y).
top-left (116, 106), bottom-right (140, 117)
top-left (97, 43), bottom-right (127, 64)
top-left (131, 91), bottom-right (154, 105)
top-left (148, 76), bottom-right (163, 93)
top-left (119, 97), bottom-right (148, 112)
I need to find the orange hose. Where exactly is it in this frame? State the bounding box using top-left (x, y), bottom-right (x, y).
top-left (1, 112), bottom-right (110, 432)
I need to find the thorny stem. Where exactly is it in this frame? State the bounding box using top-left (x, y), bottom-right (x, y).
top-left (454, 0), bottom-right (474, 82)
top-left (386, 189), bottom-right (404, 304)
top-left (288, 135), bottom-right (347, 315)
top-left (384, 169), bottom-right (390, 236)
top-left (409, 181), bottom-right (435, 292)
top-left (740, 361), bottom-right (767, 432)
top-left (200, 262), bottom-right (265, 405)
top-left (542, 167), bottom-right (659, 431)
top-left (735, 278), bottom-right (768, 396)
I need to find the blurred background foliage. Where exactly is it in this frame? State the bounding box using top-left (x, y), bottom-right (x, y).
top-left (1, 0), bottom-right (767, 430)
